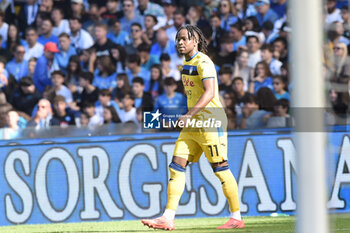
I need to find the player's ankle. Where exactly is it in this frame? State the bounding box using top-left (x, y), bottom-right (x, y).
top-left (163, 209), bottom-right (176, 221)
top-left (230, 210), bottom-right (242, 221)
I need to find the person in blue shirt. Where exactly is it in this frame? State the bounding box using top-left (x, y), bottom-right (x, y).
top-left (93, 55), bottom-right (117, 92)
top-left (249, 61), bottom-right (273, 94)
top-left (55, 33), bottom-right (76, 74)
top-left (138, 42), bottom-right (160, 71)
top-left (154, 77), bottom-right (187, 123)
top-left (150, 28), bottom-right (177, 57)
top-left (125, 53), bottom-right (151, 91)
top-left (218, 0), bottom-right (239, 32)
top-left (5, 45), bottom-right (29, 82)
top-left (272, 75), bottom-right (290, 100)
top-left (229, 22), bottom-right (246, 52)
top-left (107, 18), bottom-right (129, 46)
top-left (38, 17), bottom-right (59, 45)
top-left (131, 77), bottom-right (154, 112)
top-left (255, 0), bottom-right (279, 26)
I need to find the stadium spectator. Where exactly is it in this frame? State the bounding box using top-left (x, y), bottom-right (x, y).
top-left (202, 0), bottom-right (219, 20)
top-left (27, 98), bottom-right (53, 129)
top-left (66, 55), bottom-right (82, 88)
top-left (126, 53), bottom-right (151, 90)
top-left (229, 22), bottom-right (246, 52)
top-left (38, 17), bottom-right (59, 45)
top-left (256, 87), bottom-right (277, 112)
top-left (186, 5), bottom-right (209, 28)
top-left (95, 89), bottom-right (120, 123)
top-left (249, 61), bottom-right (273, 94)
top-left (210, 14), bottom-right (224, 50)
top-left (160, 53), bottom-right (180, 81)
top-left (119, 92), bottom-right (138, 123)
top-left (82, 102), bottom-right (103, 127)
top-left (70, 0), bottom-right (89, 22)
top-left (149, 64), bottom-right (164, 99)
top-left (131, 77), bottom-right (153, 111)
top-left (79, 112), bottom-right (90, 127)
top-left (151, 28), bottom-right (177, 57)
top-left (103, 105), bottom-right (121, 124)
top-left (92, 22), bottom-right (116, 57)
top-left (136, 0), bottom-right (164, 18)
top-left (18, 0), bottom-right (39, 35)
top-left (0, 35), bottom-right (11, 62)
top-left (4, 24), bottom-right (26, 54)
top-left (102, 0), bottom-right (123, 21)
top-left (217, 0), bottom-right (239, 32)
top-left (110, 44), bottom-right (127, 74)
top-left (138, 42), bottom-right (159, 70)
top-left (213, 36), bottom-right (236, 67)
top-left (51, 8), bottom-right (70, 37)
top-left (273, 37), bottom-right (288, 64)
top-left (33, 42), bottom-right (59, 93)
top-left (272, 75), bottom-right (290, 100)
top-left (69, 17), bottom-right (94, 53)
top-left (247, 35), bottom-right (262, 68)
top-left (239, 94), bottom-right (270, 129)
top-left (83, 3), bottom-right (104, 35)
top-left (233, 49), bottom-right (253, 90)
top-left (5, 45), bottom-right (28, 82)
top-left (56, 33), bottom-right (77, 74)
top-left (270, 0), bottom-right (287, 18)
top-left (328, 21), bottom-right (350, 46)
top-left (232, 76), bottom-right (249, 116)
top-left (51, 95), bottom-right (76, 127)
top-left (341, 6), bottom-right (350, 38)
top-left (120, 0), bottom-right (144, 32)
top-left (1, 110), bottom-right (21, 139)
top-left (261, 44), bottom-right (282, 75)
top-left (107, 18), bottom-right (129, 46)
top-left (265, 98), bottom-right (292, 128)
top-left (154, 77), bottom-right (186, 121)
top-left (165, 10), bottom-right (185, 44)
top-left (77, 71), bottom-right (99, 108)
top-left (93, 55), bottom-right (117, 91)
top-left (112, 73), bottom-right (131, 105)
top-left (244, 16), bottom-right (265, 44)
top-left (125, 22), bottom-right (144, 55)
top-left (9, 76), bottom-right (41, 116)
top-left (160, 0), bottom-right (176, 29)
top-left (28, 57), bottom-right (37, 78)
top-left (326, 0), bottom-right (343, 25)
top-left (0, 57), bottom-right (8, 88)
top-left (39, 0), bottom-right (54, 13)
top-left (143, 14), bottom-right (158, 45)
top-left (24, 27), bottom-right (43, 61)
top-left (261, 21), bottom-right (276, 44)
top-left (255, 0), bottom-right (279, 26)
top-left (79, 48), bottom-right (92, 72)
top-left (51, 71), bottom-right (74, 105)
top-left (222, 91), bottom-right (237, 130)
top-left (0, 10), bottom-right (8, 45)
top-left (329, 42), bottom-right (350, 84)
top-left (218, 66), bottom-right (234, 95)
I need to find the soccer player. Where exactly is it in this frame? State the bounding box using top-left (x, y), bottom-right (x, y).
top-left (141, 25), bottom-right (244, 230)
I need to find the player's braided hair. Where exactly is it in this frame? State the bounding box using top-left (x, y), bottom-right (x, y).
top-left (175, 25), bottom-right (208, 54)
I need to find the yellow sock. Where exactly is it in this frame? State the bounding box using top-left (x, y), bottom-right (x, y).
top-left (166, 162), bottom-right (186, 211)
top-left (214, 167), bottom-right (240, 212)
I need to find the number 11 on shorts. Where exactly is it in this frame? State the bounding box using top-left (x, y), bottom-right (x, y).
top-left (208, 145), bottom-right (219, 157)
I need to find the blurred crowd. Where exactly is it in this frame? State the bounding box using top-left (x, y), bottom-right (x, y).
top-left (0, 0), bottom-right (348, 139)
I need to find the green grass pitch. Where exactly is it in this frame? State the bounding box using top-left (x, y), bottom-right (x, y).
top-left (0, 214), bottom-right (349, 233)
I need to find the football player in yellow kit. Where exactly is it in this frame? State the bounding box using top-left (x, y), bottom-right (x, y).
top-left (141, 25), bottom-right (244, 230)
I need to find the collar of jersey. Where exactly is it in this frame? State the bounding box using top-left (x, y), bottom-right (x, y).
top-left (186, 51), bottom-right (199, 62)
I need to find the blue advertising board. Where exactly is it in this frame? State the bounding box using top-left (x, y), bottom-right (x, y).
top-left (0, 130), bottom-right (349, 225)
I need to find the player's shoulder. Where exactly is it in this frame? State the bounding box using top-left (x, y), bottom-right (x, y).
top-left (196, 52), bottom-right (214, 66)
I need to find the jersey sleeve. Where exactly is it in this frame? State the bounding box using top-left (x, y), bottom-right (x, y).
top-left (197, 57), bottom-right (217, 81)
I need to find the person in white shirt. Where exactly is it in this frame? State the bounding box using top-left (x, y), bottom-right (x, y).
top-left (0, 11), bottom-right (8, 44)
top-left (24, 27), bottom-right (44, 61)
top-left (165, 10), bottom-right (185, 44)
top-left (326, 0), bottom-right (343, 25)
top-left (119, 92), bottom-right (138, 123)
top-left (68, 16), bottom-right (93, 53)
top-left (247, 35), bottom-right (262, 68)
top-left (51, 7), bottom-right (70, 36)
top-left (260, 44), bottom-right (282, 75)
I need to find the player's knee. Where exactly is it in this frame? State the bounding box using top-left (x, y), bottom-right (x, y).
top-left (169, 162), bottom-right (186, 173)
